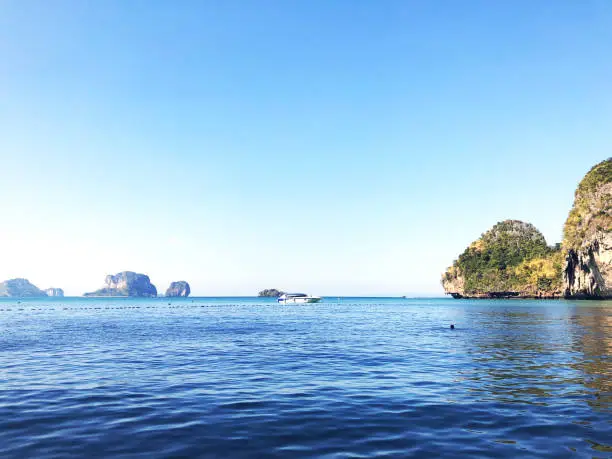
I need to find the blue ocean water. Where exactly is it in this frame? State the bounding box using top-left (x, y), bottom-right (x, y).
top-left (0, 297), bottom-right (610, 458)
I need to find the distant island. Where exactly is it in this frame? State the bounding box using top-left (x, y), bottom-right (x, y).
top-left (166, 281), bottom-right (191, 297)
top-left (442, 158), bottom-right (611, 299)
top-left (0, 273), bottom-right (193, 298)
top-left (0, 279), bottom-right (65, 298)
top-left (0, 278), bottom-right (48, 297)
top-left (258, 289), bottom-right (285, 298)
top-left (84, 271), bottom-right (158, 297)
top-left (44, 288), bottom-right (64, 297)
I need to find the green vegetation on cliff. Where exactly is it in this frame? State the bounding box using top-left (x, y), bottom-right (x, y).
top-left (513, 250), bottom-right (565, 293)
top-left (563, 158), bottom-right (612, 251)
top-left (443, 220), bottom-right (563, 296)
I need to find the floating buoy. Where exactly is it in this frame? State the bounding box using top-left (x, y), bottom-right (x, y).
top-left (450, 324), bottom-right (455, 329)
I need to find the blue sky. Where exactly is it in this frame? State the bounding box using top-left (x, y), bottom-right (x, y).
top-left (0, 1), bottom-right (610, 296)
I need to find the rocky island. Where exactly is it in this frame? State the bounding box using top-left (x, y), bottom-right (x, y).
top-left (84, 271), bottom-right (157, 297)
top-left (165, 281), bottom-right (191, 297)
top-left (44, 288), bottom-right (64, 297)
top-left (258, 288), bottom-right (285, 297)
top-left (442, 158), bottom-right (611, 299)
top-left (0, 278), bottom-right (48, 297)
top-left (442, 220), bottom-right (563, 298)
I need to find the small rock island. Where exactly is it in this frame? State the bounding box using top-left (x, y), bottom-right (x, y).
top-left (44, 288), bottom-right (64, 297)
top-left (84, 271), bottom-right (157, 297)
top-left (165, 281), bottom-right (191, 297)
top-left (258, 288), bottom-right (285, 297)
top-left (0, 278), bottom-right (48, 297)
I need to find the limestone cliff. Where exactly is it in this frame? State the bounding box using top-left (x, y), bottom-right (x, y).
top-left (441, 266), bottom-right (465, 298)
top-left (84, 271), bottom-right (157, 297)
top-left (165, 281), bottom-right (191, 297)
top-left (44, 288), bottom-right (64, 297)
top-left (0, 278), bottom-right (48, 297)
top-left (563, 158), bottom-right (612, 299)
top-left (442, 220), bottom-right (563, 298)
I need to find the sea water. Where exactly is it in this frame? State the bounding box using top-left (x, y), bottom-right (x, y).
top-left (0, 297), bottom-right (610, 458)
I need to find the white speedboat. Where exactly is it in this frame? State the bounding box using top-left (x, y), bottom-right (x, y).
top-left (277, 293), bottom-right (322, 304)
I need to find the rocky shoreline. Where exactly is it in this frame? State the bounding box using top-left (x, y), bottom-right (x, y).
top-left (449, 292), bottom-right (563, 300)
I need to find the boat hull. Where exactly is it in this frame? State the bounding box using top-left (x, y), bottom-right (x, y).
top-left (278, 297), bottom-right (321, 304)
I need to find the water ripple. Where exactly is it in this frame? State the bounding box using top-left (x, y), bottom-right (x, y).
top-left (0, 297), bottom-right (610, 457)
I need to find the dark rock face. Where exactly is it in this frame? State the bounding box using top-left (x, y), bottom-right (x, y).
top-left (564, 236), bottom-right (612, 299)
top-left (44, 288), bottom-right (64, 297)
top-left (165, 281), bottom-right (190, 297)
top-left (0, 278), bottom-right (47, 297)
top-left (258, 288), bottom-right (284, 297)
top-left (84, 271), bottom-right (157, 297)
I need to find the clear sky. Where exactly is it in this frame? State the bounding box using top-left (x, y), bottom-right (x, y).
top-left (1, 1), bottom-right (611, 296)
